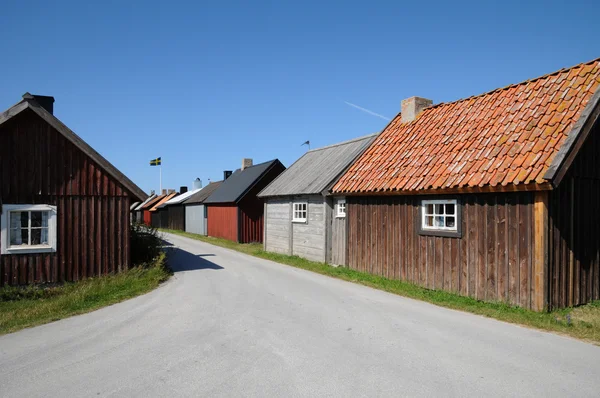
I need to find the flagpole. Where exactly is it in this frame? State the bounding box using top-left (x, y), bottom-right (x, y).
top-left (160, 164), bottom-right (162, 193)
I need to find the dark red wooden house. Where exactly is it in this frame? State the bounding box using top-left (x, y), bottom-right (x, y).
top-left (333, 59), bottom-right (600, 311)
top-left (204, 159), bottom-right (285, 243)
top-left (0, 93), bottom-right (146, 286)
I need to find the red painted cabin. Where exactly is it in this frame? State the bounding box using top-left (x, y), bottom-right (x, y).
top-left (0, 93), bottom-right (146, 286)
top-left (205, 159), bottom-right (285, 243)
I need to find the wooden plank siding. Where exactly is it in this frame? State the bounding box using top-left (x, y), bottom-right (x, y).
top-left (331, 198), bottom-right (347, 266)
top-left (347, 192), bottom-right (536, 308)
top-left (264, 199), bottom-right (291, 255)
top-left (0, 108), bottom-right (132, 286)
top-left (167, 205), bottom-right (185, 231)
top-left (185, 204), bottom-right (207, 235)
top-left (547, 120), bottom-right (600, 310)
top-left (207, 205), bottom-right (238, 242)
top-left (264, 196), bottom-right (329, 263)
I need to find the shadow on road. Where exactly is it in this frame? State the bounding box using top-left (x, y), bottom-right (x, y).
top-left (166, 246), bottom-right (224, 272)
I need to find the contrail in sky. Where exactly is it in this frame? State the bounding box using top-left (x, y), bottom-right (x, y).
top-left (344, 101), bottom-right (391, 121)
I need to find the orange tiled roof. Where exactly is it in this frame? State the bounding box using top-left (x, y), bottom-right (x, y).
top-left (333, 59), bottom-right (600, 194)
top-left (149, 193), bottom-right (177, 211)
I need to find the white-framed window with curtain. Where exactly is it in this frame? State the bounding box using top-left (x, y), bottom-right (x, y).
top-left (1, 204), bottom-right (57, 254)
top-left (292, 202), bottom-right (307, 223)
top-left (336, 198), bottom-right (346, 218)
top-left (421, 199), bottom-right (458, 231)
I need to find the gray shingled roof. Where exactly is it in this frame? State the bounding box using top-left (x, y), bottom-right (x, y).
top-left (183, 181), bottom-right (223, 205)
top-left (258, 134), bottom-right (377, 197)
top-left (204, 159), bottom-right (284, 204)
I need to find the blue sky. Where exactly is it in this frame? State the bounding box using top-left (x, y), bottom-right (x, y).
top-left (1, 0), bottom-right (599, 194)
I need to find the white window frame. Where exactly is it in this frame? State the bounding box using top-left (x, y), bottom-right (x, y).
top-left (292, 202), bottom-right (308, 223)
top-left (0, 204), bottom-right (57, 254)
top-left (336, 198), bottom-right (346, 218)
top-left (421, 199), bottom-right (458, 232)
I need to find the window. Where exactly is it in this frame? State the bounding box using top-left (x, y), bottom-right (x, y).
top-left (1, 204), bottom-right (57, 254)
top-left (292, 202), bottom-right (307, 223)
top-left (336, 198), bottom-right (346, 218)
top-left (419, 199), bottom-right (461, 237)
top-left (422, 199), bottom-right (457, 231)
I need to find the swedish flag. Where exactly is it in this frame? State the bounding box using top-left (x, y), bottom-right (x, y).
top-left (150, 157), bottom-right (161, 166)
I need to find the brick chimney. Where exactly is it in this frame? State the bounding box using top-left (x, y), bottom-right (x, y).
top-left (22, 92), bottom-right (55, 115)
top-left (401, 96), bottom-right (432, 123)
top-left (241, 158), bottom-right (253, 170)
top-left (162, 189), bottom-right (167, 195)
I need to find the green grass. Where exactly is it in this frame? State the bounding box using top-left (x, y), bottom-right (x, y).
top-left (162, 228), bottom-right (600, 344)
top-left (0, 253), bottom-right (170, 335)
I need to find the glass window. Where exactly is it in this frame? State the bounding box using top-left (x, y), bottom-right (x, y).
top-left (1, 204), bottom-right (57, 254)
top-left (8, 211), bottom-right (50, 247)
top-left (292, 202), bottom-right (307, 222)
top-left (336, 198), bottom-right (346, 218)
top-left (421, 199), bottom-right (459, 232)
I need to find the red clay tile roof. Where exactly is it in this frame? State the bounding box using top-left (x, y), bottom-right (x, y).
top-left (333, 59), bottom-right (600, 194)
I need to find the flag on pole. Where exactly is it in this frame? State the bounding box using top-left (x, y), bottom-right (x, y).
top-left (150, 157), bottom-right (161, 166)
top-left (301, 140), bottom-right (310, 150)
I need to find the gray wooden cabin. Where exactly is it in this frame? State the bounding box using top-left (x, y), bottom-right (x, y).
top-left (182, 181), bottom-right (223, 235)
top-left (258, 134), bottom-right (376, 264)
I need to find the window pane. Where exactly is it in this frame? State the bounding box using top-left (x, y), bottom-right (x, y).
top-left (20, 212), bottom-right (29, 226)
top-left (446, 216), bottom-right (455, 228)
top-left (10, 212), bottom-right (23, 229)
top-left (435, 204), bottom-right (444, 214)
top-left (425, 216), bottom-right (434, 227)
top-left (435, 216), bottom-right (444, 227)
top-left (31, 211), bottom-right (43, 227)
top-left (11, 229), bottom-right (29, 246)
top-left (446, 204), bottom-right (455, 215)
top-left (10, 229), bottom-right (23, 245)
top-left (41, 228), bottom-right (49, 244)
top-left (31, 229), bottom-right (42, 245)
top-left (426, 204), bottom-right (434, 214)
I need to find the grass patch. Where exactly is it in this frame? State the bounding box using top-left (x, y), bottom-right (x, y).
top-left (162, 228), bottom-right (600, 344)
top-left (0, 252), bottom-right (170, 335)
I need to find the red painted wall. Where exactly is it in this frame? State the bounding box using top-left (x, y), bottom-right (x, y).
top-left (0, 109), bottom-right (132, 286)
top-left (143, 210), bottom-right (152, 226)
top-left (207, 205), bottom-right (238, 242)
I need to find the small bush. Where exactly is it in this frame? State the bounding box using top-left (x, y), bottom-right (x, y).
top-left (130, 223), bottom-right (163, 266)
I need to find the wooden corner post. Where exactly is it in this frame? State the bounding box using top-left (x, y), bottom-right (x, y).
top-left (533, 191), bottom-right (549, 311)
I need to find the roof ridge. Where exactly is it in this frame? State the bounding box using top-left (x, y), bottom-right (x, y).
top-left (242, 159), bottom-right (277, 170)
top-left (306, 133), bottom-right (380, 153)
top-left (425, 57), bottom-right (600, 112)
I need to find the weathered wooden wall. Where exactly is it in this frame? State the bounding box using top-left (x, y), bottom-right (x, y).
top-left (264, 196), bottom-right (327, 262)
top-left (185, 204), bottom-right (207, 235)
top-left (330, 197), bottom-right (347, 266)
top-left (239, 204), bottom-right (263, 244)
top-left (207, 205), bottom-right (238, 242)
top-left (264, 199), bottom-right (291, 254)
top-left (291, 195), bottom-right (326, 262)
top-left (547, 121), bottom-right (600, 309)
top-left (0, 109), bottom-right (132, 286)
top-left (347, 192), bottom-right (536, 309)
top-left (167, 205), bottom-right (185, 231)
